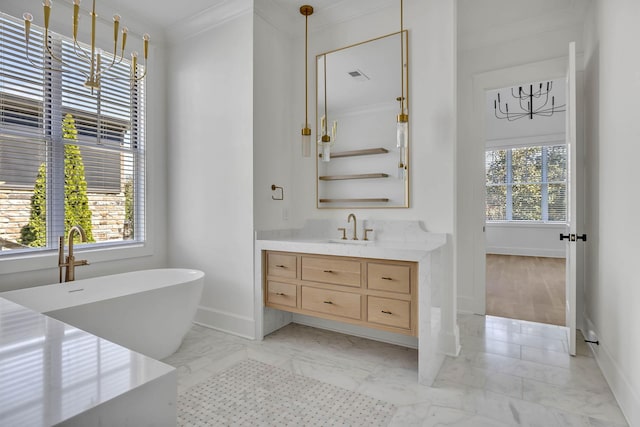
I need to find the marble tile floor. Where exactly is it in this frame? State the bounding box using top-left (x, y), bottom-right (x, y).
top-left (162, 315), bottom-right (628, 426)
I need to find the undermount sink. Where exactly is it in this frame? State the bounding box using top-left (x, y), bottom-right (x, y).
top-left (328, 239), bottom-right (372, 245)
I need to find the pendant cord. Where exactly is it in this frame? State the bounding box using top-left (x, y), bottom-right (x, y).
top-left (400, 0), bottom-right (405, 114)
top-left (324, 54), bottom-right (328, 136)
top-left (304, 14), bottom-right (309, 128)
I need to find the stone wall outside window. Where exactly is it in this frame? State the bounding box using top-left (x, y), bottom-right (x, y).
top-left (0, 189), bottom-right (127, 250)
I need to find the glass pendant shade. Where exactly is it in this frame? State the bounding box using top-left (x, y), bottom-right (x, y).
top-left (396, 119), bottom-right (408, 148)
top-left (301, 125), bottom-right (311, 157)
top-left (321, 141), bottom-right (331, 162)
top-left (397, 146), bottom-right (406, 180)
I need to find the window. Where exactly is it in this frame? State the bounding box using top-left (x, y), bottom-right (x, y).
top-left (486, 145), bottom-right (566, 222)
top-left (0, 12), bottom-right (145, 252)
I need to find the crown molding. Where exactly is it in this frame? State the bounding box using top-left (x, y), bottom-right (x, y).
top-left (170, 0), bottom-right (253, 44)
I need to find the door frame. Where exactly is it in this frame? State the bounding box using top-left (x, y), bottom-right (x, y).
top-left (464, 56), bottom-right (585, 331)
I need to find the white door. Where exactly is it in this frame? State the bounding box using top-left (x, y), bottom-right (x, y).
top-left (564, 42), bottom-right (577, 356)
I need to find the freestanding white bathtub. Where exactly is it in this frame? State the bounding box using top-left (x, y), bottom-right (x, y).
top-left (0, 268), bottom-right (204, 360)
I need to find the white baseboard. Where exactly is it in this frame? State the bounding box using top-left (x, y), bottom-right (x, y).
top-left (457, 296), bottom-right (484, 315)
top-left (439, 325), bottom-right (461, 356)
top-left (584, 316), bottom-right (636, 427)
top-left (194, 306), bottom-right (255, 340)
top-left (486, 246), bottom-right (565, 258)
top-left (292, 314), bottom-right (418, 349)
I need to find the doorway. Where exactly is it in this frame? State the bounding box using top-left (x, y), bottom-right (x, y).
top-left (486, 254), bottom-right (565, 325)
top-left (483, 80), bottom-right (568, 326)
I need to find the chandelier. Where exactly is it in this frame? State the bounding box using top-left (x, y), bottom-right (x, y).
top-left (22, 0), bottom-right (149, 92)
top-left (494, 82), bottom-right (565, 121)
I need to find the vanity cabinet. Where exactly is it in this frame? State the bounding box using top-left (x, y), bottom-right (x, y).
top-left (263, 251), bottom-right (417, 336)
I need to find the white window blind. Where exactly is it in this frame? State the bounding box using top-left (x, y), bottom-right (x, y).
top-left (0, 12), bottom-right (145, 253)
top-left (485, 145), bottom-right (566, 222)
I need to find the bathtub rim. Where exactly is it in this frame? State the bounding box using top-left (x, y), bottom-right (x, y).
top-left (0, 268), bottom-right (204, 314)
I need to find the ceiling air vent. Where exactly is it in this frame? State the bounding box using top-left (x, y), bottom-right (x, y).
top-left (348, 69), bottom-right (370, 82)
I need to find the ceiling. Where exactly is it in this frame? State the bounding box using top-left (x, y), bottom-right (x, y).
top-left (99, 0), bottom-right (590, 42)
top-left (458, 0), bottom-right (591, 50)
top-left (111, 0), bottom-right (395, 34)
top-left (117, 0), bottom-right (589, 28)
top-left (458, 0), bottom-right (586, 34)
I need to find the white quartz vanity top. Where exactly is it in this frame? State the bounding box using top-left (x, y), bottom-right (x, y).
top-left (0, 297), bottom-right (175, 426)
top-left (255, 220), bottom-right (447, 261)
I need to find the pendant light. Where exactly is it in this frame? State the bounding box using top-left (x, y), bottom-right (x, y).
top-left (396, 0), bottom-right (408, 148)
top-left (319, 54), bottom-right (337, 162)
top-left (23, 0), bottom-right (150, 93)
top-left (300, 5), bottom-right (314, 157)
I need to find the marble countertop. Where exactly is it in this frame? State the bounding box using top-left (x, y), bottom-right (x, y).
top-left (255, 220), bottom-right (447, 261)
top-left (0, 297), bottom-right (175, 426)
top-left (255, 237), bottom-right (446, 261)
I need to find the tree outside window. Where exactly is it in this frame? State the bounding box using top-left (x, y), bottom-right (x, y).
top-left (486, 145), bottom-right (567, 222)
top-left (20, 114), bottom-right (95, 246)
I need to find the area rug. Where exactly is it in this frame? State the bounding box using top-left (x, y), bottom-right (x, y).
top-left (177, 359), bottom-right (396, 426)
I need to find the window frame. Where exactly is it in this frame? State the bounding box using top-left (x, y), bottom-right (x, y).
top-left (485, 144), bottom-right (567, 223)
top-left (0, 11), bottom-right (148, 267)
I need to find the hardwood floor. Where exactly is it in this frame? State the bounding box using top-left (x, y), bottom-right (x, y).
top-left (486, 254), bottom-right (565, 326)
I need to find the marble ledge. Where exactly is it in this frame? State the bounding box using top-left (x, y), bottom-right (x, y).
top-left (0, 298), bottom-right (176, 427)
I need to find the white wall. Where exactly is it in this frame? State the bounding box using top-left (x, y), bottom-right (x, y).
top-left (324, 0), bottom-right (456, 341)
top-left (456, 4), bottom-right (586, 314)
top-left (485, 79), bottom-right (566, 142)
top-left (583, 1), bottom-right (639, 425)
top-left (317, 105), bottom-right (407, 206)
top-left (288, 0), bottom-right (456, 236)
top-left (258, 0), bottom-right (458, 344)
top-left (252, 13), bottom-right (294, 232)
top-left (0, 0), bottom-right (169, 291)
top-left (486, 223), bottom-right (565, 258)
top-left (166, 12), bottom-right (255, 338)
top-left (484, 81), bottom-right (567, 260)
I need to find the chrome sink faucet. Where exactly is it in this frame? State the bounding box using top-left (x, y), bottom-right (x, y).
top-left (58, 225), bottom-right (89, 282)
top-left (347, 213), bottom-right (358, 240)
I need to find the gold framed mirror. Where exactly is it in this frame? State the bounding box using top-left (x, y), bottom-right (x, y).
top-left (316, 30), bottom-right (409, 209)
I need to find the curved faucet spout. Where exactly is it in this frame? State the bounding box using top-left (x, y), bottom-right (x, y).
top-left (59, 225), bottom-right (89, 282)
top-left (68, 225), bottom-right (87, 258)
top-left (347, 213), bottom-right (358, 240)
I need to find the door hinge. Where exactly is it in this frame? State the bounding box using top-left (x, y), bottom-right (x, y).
top-left (560, 233), bottom-right (587, 242)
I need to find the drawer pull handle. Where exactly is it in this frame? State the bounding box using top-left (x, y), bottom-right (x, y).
top-left (381, 310), bottom-right (393, 315)
top-left (381, 277), bottom-right (393, 281)
top-left (275, 292), bottom-right (286, 296)
top-left (323, 270), bottom-right (334, 273)
top-left (275, 265), bottom-right (287, 268)
top-left (323, 301), bottom-right (333, 305)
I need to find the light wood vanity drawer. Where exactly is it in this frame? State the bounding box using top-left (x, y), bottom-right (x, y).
top-left (301, 256), bottom-right (361, 287)
top-left (267, 253), bottom-right (297, 279)
top-left (367, 296), bottom-right (411, 330)
top-left (301, 286), bottom-right (361, 320)
top-left (367, 263), bottom-right (411, 294)
top-left (266, 281), bottom-right (297, 308)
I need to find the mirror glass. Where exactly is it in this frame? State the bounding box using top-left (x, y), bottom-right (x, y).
top-left (316, 30), bottom-right (408, 209)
